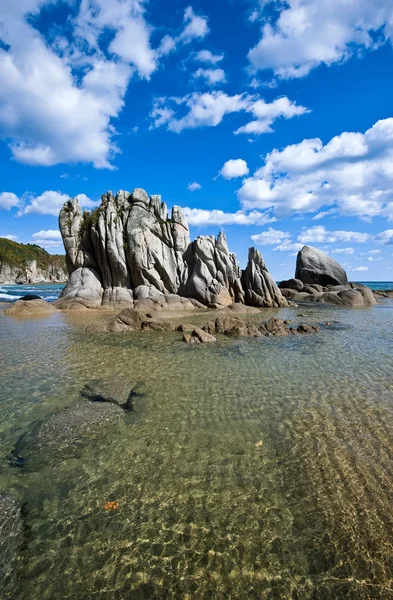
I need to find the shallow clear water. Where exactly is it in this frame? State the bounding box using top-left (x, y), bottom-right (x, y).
top-left (1, 300), bottom-right (393, 599)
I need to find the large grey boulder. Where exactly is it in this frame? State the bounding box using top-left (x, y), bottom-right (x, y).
top-left (295, 245), bottom-right (348, 287)
top-left (242, 247), bottom-right (288, 308)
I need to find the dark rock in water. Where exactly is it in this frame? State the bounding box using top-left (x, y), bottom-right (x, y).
top-left (278, 278), bottom-right (304, 292)
top-left (295, 246), bottom-right (348, 287)
top-left (0, 493), bottom-right (23, 593)
top-left (18, 294), bottom-right (42, 301)
top-left (10, 402), bottom-right (125, 471)
top-left (80, 379), bottom-right (145, 411)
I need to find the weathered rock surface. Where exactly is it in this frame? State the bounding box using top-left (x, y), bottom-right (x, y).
top-left (4, 299), bottom-right (59, 316)
top-left (242, 248), bottom-right (288, 308)
top-left (295, 246), bottom-right (348, 287)
top-left (59, 189), bottom-right (287, 310)
top-left (282, 246), bottom-right (376, 307)
top-left (0, 493), bottom-right (23, 593)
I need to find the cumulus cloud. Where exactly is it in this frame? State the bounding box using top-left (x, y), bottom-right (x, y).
top-left (219, 159), bottom-right (249, 179)
top-left (249, 1), bottom-right (393, 79)
top-left (10, 191), bottom-right (98, 217)
top-left (32, 230), bottom-right (62, 241)
top-left (150, 93), bottom-right (308, 134)
top-left (234, 96), bottom-right (310, 135)
top-left (352, 266), bottom-right (369, 272)
top-left (0, 2), bottom-right (209, 168)
top-left (331, 248), bottom-right (355, 255)
top-left (180, 6), bottom-right (209, 42)
top-left (187, 182), bottom-right (201, 191)
top-left (195, 50), bottom-right (224, 64)
top-left (0, 192), bottom-right (20, 210)
top-left (251, 227), bottom-right (290, 246)
top-left (375, 230), bottom-right (393, 245)
top-left (182, 208), bottom-right (276, 226)
top-left (194, 68), bottom-right (226, 85)
top-left (274, 241), bottom-right (303, 253)
top-left (31, 229), bottom-right (63, 248)
top-left (298, 226), bottom-right (369, 244)
top-left (238, 118), bottom-right (393, 220)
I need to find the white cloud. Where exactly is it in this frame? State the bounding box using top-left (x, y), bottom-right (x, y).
top-left (219, 159), bottom-right (249, 180)
top-left (251, 227), bottom-right (290, 246)
top-left (32, 230), bottom-right (62, 241)
top-left (150, 93), bottom-right (308, 135)
top-left (331, 247), bottom-right (355, 255)
top-left (352, 266), bottom-right (369, 272)
top-left (298, 226), bottom-right (369, 244)
top-left (187, 182), bottom-right (201, 191)
top-left (274, 241), bottom-right (303, 253)
top-left (238, 118), bottom-right (393, 220)
top-left (1, 234), bottom-right (18, 241)
top-left (312, 209), bottom-right (337, 220)
top-left (234, 96), bottom-right (310, 135)
top-left (375, 230), bottom-right (393, 245)
top-left (182, 208), bottom-right (276, 226)
top-left (15, 191), bottom-right (98, 216)
top-left (0, 2), bottom-right (209, 168)
top-left (195, 50), bottom-right (224, 64)
top-left (194, 68), bottom-right (226, 85)
top-left (367, 256), bottom-right (383, 262)
top-left (180, 7), bottom-right (209, 42)
top-left (31, 229), bottom-right (63, 248)
top-left (368, 249), bottom-right (381, 254)
top-left (0, 192), bottom-right (20, 210)
top-left (248, 1), bottom-right (393, 79)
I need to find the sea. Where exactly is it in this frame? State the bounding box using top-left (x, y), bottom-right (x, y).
top-left (0, 281), bottom-right (392, 303)
top-left (1, 284), bottom-right (393, 598)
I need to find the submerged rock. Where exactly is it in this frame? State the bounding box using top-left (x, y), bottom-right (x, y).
top-left (10, 379), bottom-right (142, 471)
top-left (4, 299), bottom-right (58, 316)
top-left (0, 493), bottom-right (23, 593)
top-left (10, 402), bottom-right (124, 470)
top-left (18, 294), bottom-right (42, 301)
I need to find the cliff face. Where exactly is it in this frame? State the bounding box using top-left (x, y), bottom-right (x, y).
top-left (58, 188), bottom-right (287, 309)
top-left (0, 238), bottom-right (66, 284)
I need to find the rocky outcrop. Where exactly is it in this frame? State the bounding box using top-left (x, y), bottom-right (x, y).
top-left (295, 245), bottom-right (348, 287)
top-left (280, 246), bottom-right (376, 307)
top-left (4, 299), bottom-right (59, 316)
top-left (0, 260), bottom-right (66, 285)
top-left (242, 248), bottom-right (288, 308)
top-left (59, 188), bottom-right (287, 310)
top-left (0, 237), bottom-right (66, 284)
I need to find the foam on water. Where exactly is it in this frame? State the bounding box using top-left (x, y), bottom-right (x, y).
top-left (1, 300), bottom-right (393, 598)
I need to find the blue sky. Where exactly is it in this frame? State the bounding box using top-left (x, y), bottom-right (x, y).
top-left (1, 0), bottom-right (393, 280)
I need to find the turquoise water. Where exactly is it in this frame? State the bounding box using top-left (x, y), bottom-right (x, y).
top-left (1, 298), bottom-right (393, 598)
top-left (0, 283), bottom-right (64, 303)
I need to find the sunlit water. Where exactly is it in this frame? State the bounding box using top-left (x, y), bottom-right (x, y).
top-left (1, 298), bottom-right (393, 599)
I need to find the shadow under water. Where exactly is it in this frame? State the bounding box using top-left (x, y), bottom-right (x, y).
top-left (1, 301), bottom-right (393, 599)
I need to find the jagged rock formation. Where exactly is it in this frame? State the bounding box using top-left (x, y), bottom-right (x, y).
top-left (242, 248), bottom-right (288, 308)
top-left (58, 188), bottom-right (287, 310)
top-left (280, 246), bottom-right (376, 307)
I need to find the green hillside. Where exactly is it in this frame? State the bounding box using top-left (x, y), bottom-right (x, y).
top-left (0, 237), bottom-right (65, 270)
